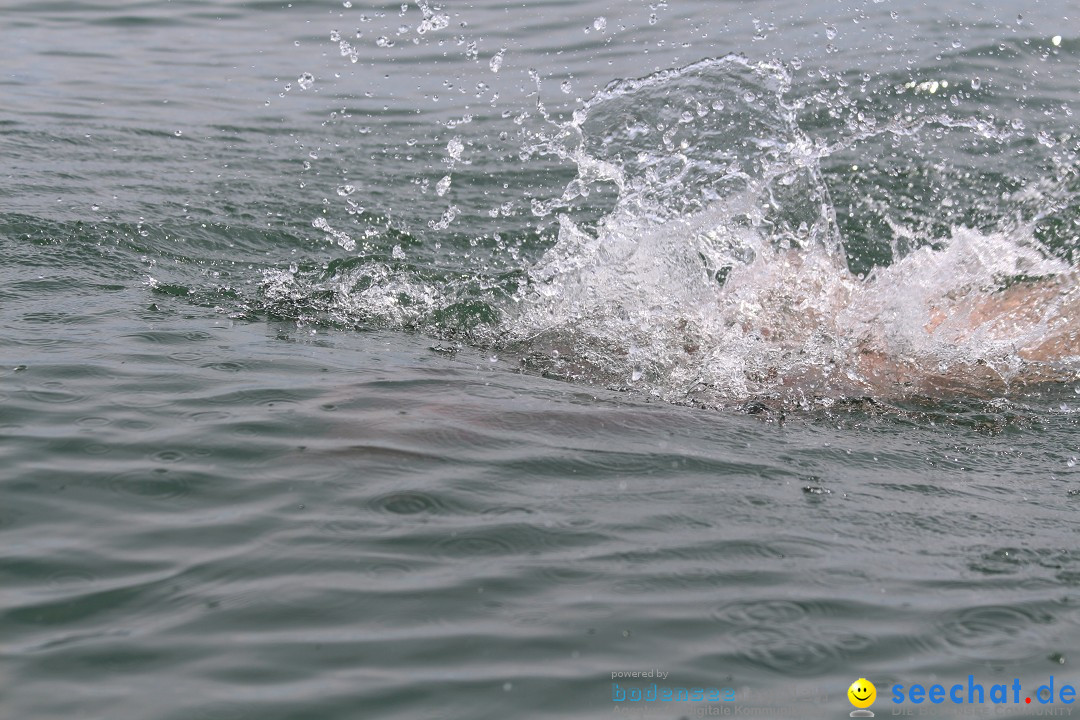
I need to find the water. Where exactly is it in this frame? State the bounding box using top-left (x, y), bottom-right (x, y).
top-left (3, 1), bottom-right (1080, 718)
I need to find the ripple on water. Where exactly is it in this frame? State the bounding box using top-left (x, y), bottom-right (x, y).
top-left (727, 625), bottom-right (873, 676)
top-left (122, 330), bottom-right (212, 345)
top-left (609, 539), bottom-right (789, 565)
top-left (394, 422), bottom-right (508, 455)
top-left (479, 505), bottom-right (537, 518)
top-left (27, 388), bottom-right (84, 404)
top-left (238, 547), bottom-right (429, 614)
top-left (151, 449), bottom-right (185, 463)
top-left (435, 532), bottom-right (518, 558)
top-left (167, 351), bottom-right (204, 363)
top-left (275, 515), bottom-right (396, 550)
top-left (935, 604), bottom-right (1057, 661)
top-left (465, 383), bottom-right (518, 400)
top-left (184, 410), bottom-right (232, 423)
top-left (106, 467), bottom-right (194, 503)
top-left (433, 523), bottom-right (606, 559)
top-left (603, 537), bottom-right (796, 593)
top-left (354, 559), bottom-right (417, 577)
top-left (203, 388), bottom-right (307, 408)
top-left (19, 337), bottom-right (67, 348)
top-left (46, 569), bottom-right (99, 590)
top-left (536, 562), bottom-right (597, 586)
top-left (969, 546), bottom-right (1080, 579)
top-left (711, 599), bottom-right (810, 626)
top-left (200, 361), bottom-right (248, 373)
top-left (368, 489), bottom-right (457, 516)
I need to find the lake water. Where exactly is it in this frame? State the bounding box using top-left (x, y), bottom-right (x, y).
top-left (3, 1), bottom-right (1080, 718)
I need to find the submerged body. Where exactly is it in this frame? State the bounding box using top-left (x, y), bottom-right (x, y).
top-left (853, 275), bottom-right (1079, 397)
top-left (513, 258), bottom-right (1079, 405)
top-left (714, 244), bottom-right (1080, 402)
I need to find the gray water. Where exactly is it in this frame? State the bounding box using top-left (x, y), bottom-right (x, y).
top-left (3, 1), bottom-right (1080, 718)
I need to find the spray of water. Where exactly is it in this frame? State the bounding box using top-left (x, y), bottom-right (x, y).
top-left (265, 49), bottom-right (1079, 407)
top-left (498, 56), bottom-right (1079, 406)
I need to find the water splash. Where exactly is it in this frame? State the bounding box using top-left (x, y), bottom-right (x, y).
top-left (497, 56), bottom-right (1079, 406)
top-left (273, 52), bottom-right (1079, 407)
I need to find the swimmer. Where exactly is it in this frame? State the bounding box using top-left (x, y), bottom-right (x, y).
top-left (852, 274), bottom-right (1079, 397)
top-left (724, 248), bottom-right (1079, 399)
top-left (512, 250), bottom-right (1078, 402)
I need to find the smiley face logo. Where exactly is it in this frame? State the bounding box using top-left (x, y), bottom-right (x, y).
top-left (848, 678), bottom-right (876, 709)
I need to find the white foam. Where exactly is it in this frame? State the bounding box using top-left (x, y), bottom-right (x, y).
top-left (503, 56), bottom-right (1079, 404)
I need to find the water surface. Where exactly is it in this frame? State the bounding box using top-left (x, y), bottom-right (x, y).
top-left (3, 1), bottom-right (1080, 718)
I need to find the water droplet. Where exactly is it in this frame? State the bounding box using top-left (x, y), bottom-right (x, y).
top-left (173, 130), bottom-right (182, 137)
top-left (489, 48), bottom-right (506, 73)
top-left (376, 36), bottom-right (393, 48)
top-left (416, 2), bottom-right (450, 34)
top-left (648, 13), bottom-right (657, 25)
top-left (447, 137), bottom-right (464, 161)
top-left (428, 205), bottom-right (458, 230)
top-left (330, 29), bottom-right (340, 41)
top-left (1052, 35), bottom-right (1062, 47)
top-left (593, 16), bottom-right (607, 32)
top-left (825, 24), bottom-right (837, 40)
top-left (336, 184), bottom-right (356, 196)
top-left (560, 80), bottom-right (572, 94)
top-left (435, 175), bottom-right (451, 196)
top-left (343, 0), bottom-right (352, 7)
top-left (297, 72), bottom-right (314, 90)
top-left (971, 77), bottom-right (981, 90)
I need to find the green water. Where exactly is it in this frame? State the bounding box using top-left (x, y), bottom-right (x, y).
top-left (3, 1), bottom-right (1080, 718)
